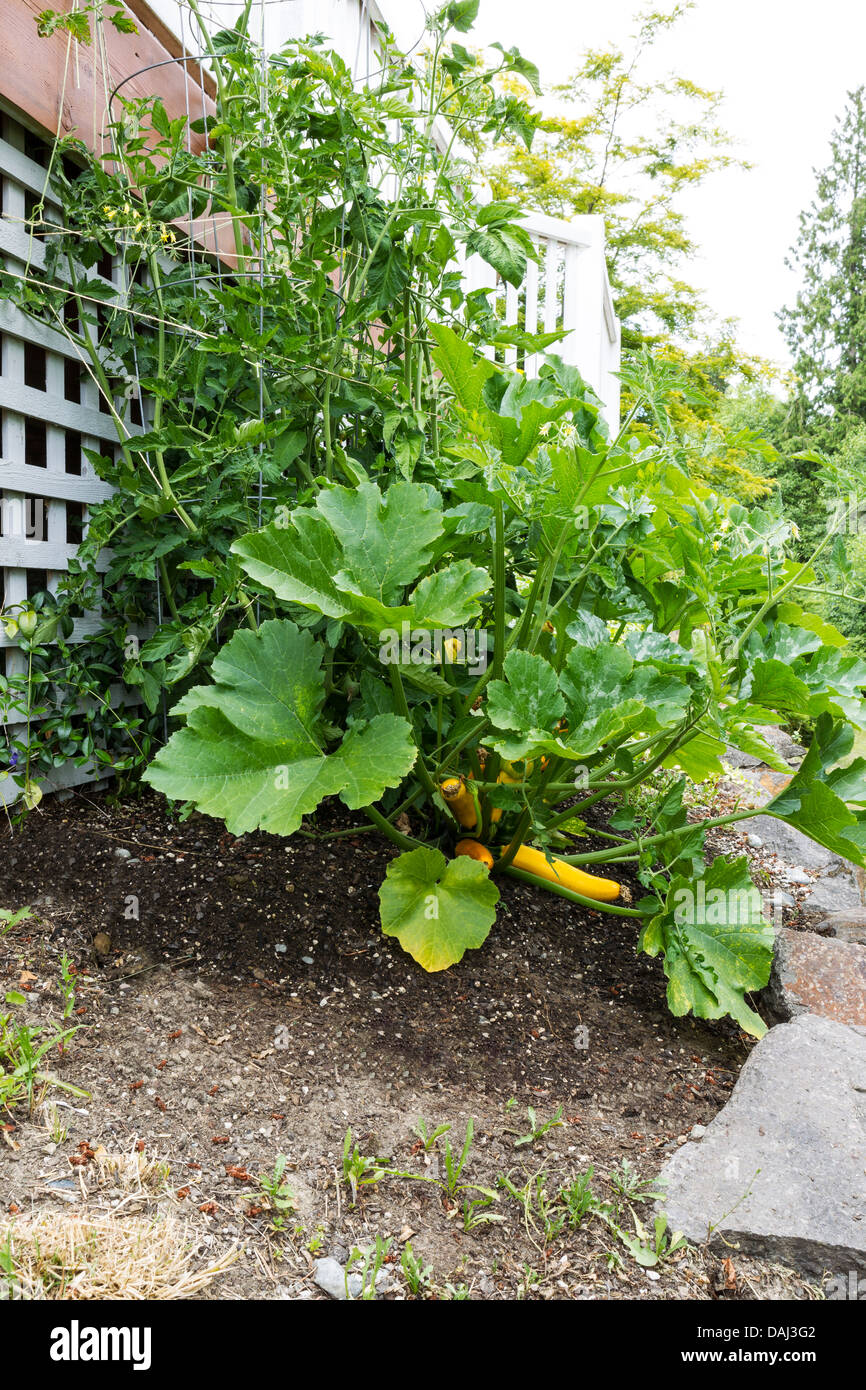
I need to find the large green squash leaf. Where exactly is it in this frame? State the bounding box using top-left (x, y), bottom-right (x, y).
top-left (317, 480), bottom-right (442, 603)
top-left (560, 644), bottom-right (691, 746)
top-left (763, 714), bottom-right (866, 865)
top-left (486, 650), bottom-right (565, 748)
top-left (800, 648), bottom-right (866, 726)
top-left (144, 620), bottom-right (416, 835)
top-left (338, 558), bottom-right (490, 632)
top-left (232, 481), bottom-right (489, 633)
top-left (486, 644), bottom-right (691, 762)
top-left (379, 847), bottom-right (499, 971)
top-left (233, 511), bottom-right (350, 619)
top-left (746, 646), bottom-right (866, 729)
top-left (639, 857), bottom-right (774, 1038)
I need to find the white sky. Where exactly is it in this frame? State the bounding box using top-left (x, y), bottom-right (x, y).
top-left (389, 0), bottom-right (866, 369)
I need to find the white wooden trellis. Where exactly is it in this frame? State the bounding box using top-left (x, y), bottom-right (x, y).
top-left (0, 106), bottom-right (138, 804)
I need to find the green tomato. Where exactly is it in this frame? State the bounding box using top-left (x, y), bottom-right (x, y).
top-left (17, 610), bottom-right (38, 637)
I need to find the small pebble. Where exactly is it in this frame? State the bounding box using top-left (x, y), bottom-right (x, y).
top-left (786, 867), bottom-right (811, 886)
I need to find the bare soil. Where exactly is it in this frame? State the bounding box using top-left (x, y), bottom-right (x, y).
top-left (0, 789), bottom-right (816, 1300)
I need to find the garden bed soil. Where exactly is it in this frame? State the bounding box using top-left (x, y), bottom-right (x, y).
top-left (0, 790), bottom-right (815, 1300)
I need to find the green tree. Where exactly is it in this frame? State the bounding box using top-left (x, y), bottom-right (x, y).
top-left (470, 3), bottom-right (774, 498)
top-left (764, 89), bottom-right (866, 647)
top-left (779, 87), bottom-right (866, 447)
top-left (486, 5), bottom-right (740, 356)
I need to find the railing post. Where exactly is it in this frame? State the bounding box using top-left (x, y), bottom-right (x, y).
top-left (565, 214), bottom-right (606, 405)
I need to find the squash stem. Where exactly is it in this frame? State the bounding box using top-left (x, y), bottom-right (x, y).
top-left (491, 499), bottom-right (506, 682)
top-left (502, 866), bottom-right (655, 918)
top-left (388, 665), bottom-right (439, 799)
top-left (364, 804), bottom-right (426, 852)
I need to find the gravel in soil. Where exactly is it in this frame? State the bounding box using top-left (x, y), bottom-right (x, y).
top-left (0, 790), bottom-right (816, 1300)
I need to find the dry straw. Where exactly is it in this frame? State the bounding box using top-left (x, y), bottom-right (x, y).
top-left (1, 1210), bottom-right (238, 1300)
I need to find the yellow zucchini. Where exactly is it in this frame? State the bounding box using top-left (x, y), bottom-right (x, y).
top-left (440, 776), bottom-right (478, 831)
top-left (506, 845), bottom-right (620, 902)
top-left (454, 839), bottom-right (494, 870)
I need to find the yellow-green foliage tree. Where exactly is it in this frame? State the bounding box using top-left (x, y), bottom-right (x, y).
top-left (457, 3), bottom-right (778, 497)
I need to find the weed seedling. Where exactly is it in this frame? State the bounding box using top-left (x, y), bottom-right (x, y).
top-left (614, 1213), bottom-right (688, 1269)
top-left (0, 1010), bottom-right (86, 1114)
top-left (413, 1118), bottom-right (451, 1152)
top-left (608, 1159), bottom-right (665, 1204)
top-left (400, 1242), bottom-right (432, 1296)
top-left (43, 1103), bottom-right (68, 1145)
top-left (345, 1235), bottom-right (392, 1300)
top-left (559, 1169), bottom-right (599, 1228)
top-left (0, 907), bottom-right (31, 938)
top-left (443, 1118), bottom-right (475, 1194)
top-left (342, 1128), bottom-right (385, 1206)
top-left (498, 1171), bottom-right (564, 1241)
top-left (514, 1104), bottom-right (564, 1148)
top-left (307, 1226), bottom-right (326, 1255)
top-left (462, 1190), bottom-right (504, 1232)
top-left (258, 1155), bottom-right (297, 1231)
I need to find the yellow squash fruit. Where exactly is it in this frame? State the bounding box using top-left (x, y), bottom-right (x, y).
top-left (505, 845), bottom-right (620, 903)
top-left (454, 839), bottom-right (494, 870)
top-left (440, 776), bottom-right (478, 831)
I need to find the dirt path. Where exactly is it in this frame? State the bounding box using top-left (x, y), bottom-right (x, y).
top-left (0, 791), bottom-right (814, 1299)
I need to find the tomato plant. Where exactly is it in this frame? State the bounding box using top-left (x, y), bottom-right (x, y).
top-left (1, 1), bottom-right (541, 793)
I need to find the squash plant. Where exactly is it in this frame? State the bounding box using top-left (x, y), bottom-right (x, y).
top-left (144, 331), bottom-right (866, 1037)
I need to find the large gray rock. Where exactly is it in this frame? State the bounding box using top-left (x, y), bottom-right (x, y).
top-left (816, 909), bottom-right (866, 947)
top-left (313, 1256), bottom-right (358, 1300)
top-left (755, 724), bottom-right (806, 765)
top-left (736, 813), bottom-right (840, 871)
top-left (657, 1015), bottom-right (866, 1276)
top-left (723, 746), bottom-right (763, 770)
top-left (313, 1255), bottom-right (396, 1300)
top-left (764, 928), bottom-right (866, 1027)
top-left (800, 872), bottom-right (863, 920)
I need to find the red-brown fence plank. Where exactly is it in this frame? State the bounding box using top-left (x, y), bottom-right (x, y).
top-left (1, 1), bottom-right (214, 151)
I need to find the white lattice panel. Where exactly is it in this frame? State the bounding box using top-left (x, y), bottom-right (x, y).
top-left (0, 109), bottom-right (135, 802)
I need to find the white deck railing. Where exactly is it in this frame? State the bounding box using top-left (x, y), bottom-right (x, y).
top-left (463, 210), bottom-right (621, 427)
